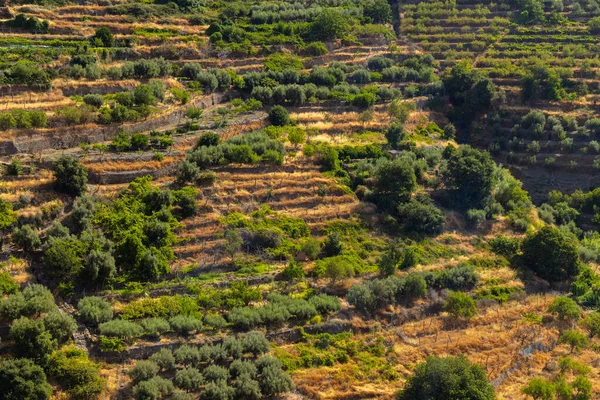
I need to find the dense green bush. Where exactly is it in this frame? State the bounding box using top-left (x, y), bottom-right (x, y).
top-left (397, 355), bottom-right (494, 400)
top-left (99, 319), bottom-right (143, 339)
top-left (169, 315), bottom-right (202, 336)
top-left (268, 105), bottom-right (290, 126)
top-left (0, 358), bottom-right (52, 400)
top-left (52, 156), bottom-right (88, 196)
top-left (522, 226), bottom-right (580, 282)
top-left (129, 360), bottom-right (160, 384)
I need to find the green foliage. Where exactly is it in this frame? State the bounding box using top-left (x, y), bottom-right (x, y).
top-left (169, 315), bottom-right (202, 336)
top-left (0, 198), bottom-right (17, 230)
top-left (442, 145), bottom-right (496, 210)
top-left (175, 367), bottom-right (204, 391)
top-left (0, 358), bottom-right (52, 400)
top-left (53, 156), bottom-right (88, 196)
top-left (0, 283), bottom-right (56, 320)
top-left (522, 377), bottom-right (555, 400)
top-left (558, 330), bottom-right (589, 353)
top-left (129, 360), bottom-right (160, 384)
top-left (521, 65), bottom-right (566, 101)
top-left (12, 225), bottom-right (41, 252)
top-left (140, 317), bottom-right (171, 338)
top-left (264, 53), bottom-right (303, 72)
top-left (396, 196), bottom-right (445, 236)
top-left (363, 0), bottom-right (392, 23)
top-left (580, 312), bottom-right (600, 338)
top-left (488, 235), bottom-right (520, 258)
top-left (0, 272), bottom-right (18, 296)
top-left (99, 319), bottom-right (143, 339)
top-left (310, 8), bottom-right (349, 41)
top-left (443, 62), bottom-right (496, 126)
top-left (397, 355), bottom-right (494, 400)
top-left (93, 26), bottom-right (114, 47)
top-left (94, 176), bottom-right (178, 281)
top-left (443, 291), bottom-right (477, 319)
top-left (282, 260), bottom-right (304, 280)
top-left (10, 316), bottom-right (57, 365)
top-left (78, 296), bottom-right (113, 326)
top-left (522, 226), bottom-right (580, 282)
top-left (268, 105), bottom-right (290, 126)
top-left (547, 296), bottom-right (581, 322)
top-left (373, 158), bottom-right (417, 210)
top-left (149, 349), bottom-right (175, 371)
top-left (47, 346), bottom-right (104, 399)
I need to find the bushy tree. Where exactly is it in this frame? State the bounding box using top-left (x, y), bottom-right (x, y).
top-left (522, 377), bottom-right (555, 400)
top-left (581, 312), bottom-right (600, 338)
top-left (373, 158), bottom-right (416, 210)
top-left (522, 226), bottom-right (580, 282)
top-left (268, 106), bottom-right (290, 126)
top-left (53, 156), bottom-right (88, 196)
top-left (175, 367), bottom-right (204, 392)
top-left (92, 27), bottom-right (114, 47)
top-left (443, 291), bottom-right (477, 319)
top-left (150, 349), bottom-right (175, 371)
top-left (200, 380), bottom-right (235, 400)
top-left (310, 8), bottom-right (349, 41)
top-left (12, 225), bottom-right (41, 252)
top-left (443, 62), bottom-right (496, 125)
top-left (364, 0), bottom-right (392, 23)
top-left (397, 355), bottom-right (494, 400)
top-left (547, 296), bottom-right (581, 322)
top-left (258, 365), bottom-right (294, 396)
top-left (78, 296), bottom-right (113, 326)
top-left (396, 197), bottom-right (445, 235)
top-left (140, 317), bottom-right (171, 338)
top-left (0, 358), bottom-right (52, 400)
top-left (558, 330), bottom-right (589, 353)
top-left (42, 311), bottom-right (77, 343)
top-left (442, 145), bottom-right (495, 210)
top-left (10, 317), bottom-right (57, 365)
top-left (128, 360), bottom-right (160, 384)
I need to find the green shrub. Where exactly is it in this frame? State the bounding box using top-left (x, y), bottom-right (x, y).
top-left (443, 291), bottom-right (477, 319)
top-left (0, 358), bottom-right (52, 400)
top-left (522, 226), bottom-right (580, 282)
top-left (78, 296), bottom-right (113, 326)
top-left (175, 367), bottom-right (204, 391)
top-left (128, 360), bottom-right (160, 384)
top-left (147, 349), bottom-right (174, 372)
top-left (169, 315), bottom-right (202, 336)
top-left (98, 320), bottom-right (142, 339)
top-left (397, 355), bottom-right (494, 400)
top-left (268, 105), bottom-right (290, 126)
top-left (139, 317), bottom-right (171, 338)
top-left (0, 272), bottom-right (18, 296)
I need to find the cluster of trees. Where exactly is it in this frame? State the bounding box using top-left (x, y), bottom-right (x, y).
top-left (228, 293), bottom-right (340, 330)
top-left (347, 264), bottom-right (478, 313)
top-left (4, 13), bottom-right (49, 33)
top-left (521, 65), bottom-right (567, 101)
top-left (126, 332), bottom-right (293, 400)
top-left (180, 131), bottom-right (285, 181)
top-left (0, 61), bottom-right (52, 90)
top-left (442, 61), bottom-right (497, 126)
top-left (0, 284), bottom-right (104, 399)
top-left (69, 56), bottom-right (172, 81)
top-left (111, 130), bottom-right (174, 152)
top-left (0, 109), bottom-right (47, 131)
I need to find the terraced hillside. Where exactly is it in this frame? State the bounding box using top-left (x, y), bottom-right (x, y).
top-left (1, 0), bottom-right (600, 400)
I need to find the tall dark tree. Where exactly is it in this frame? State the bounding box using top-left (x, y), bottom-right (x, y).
top-left (442, 145), bottom-right (496, 210)
top-left (522, 226), bottom-right (580, 282)
top-left (52, 156), bottom-right (88, 196)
